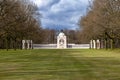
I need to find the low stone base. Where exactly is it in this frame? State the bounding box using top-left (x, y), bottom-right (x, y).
top-left (33, 44), bottom-right (89, 49)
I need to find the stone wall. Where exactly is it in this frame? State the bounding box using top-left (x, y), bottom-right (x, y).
top-left (33, 44), bottom-right (89, 49)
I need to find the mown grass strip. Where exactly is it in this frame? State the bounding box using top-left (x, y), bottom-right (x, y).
top-left (0, 49), bottom-right (120, 80)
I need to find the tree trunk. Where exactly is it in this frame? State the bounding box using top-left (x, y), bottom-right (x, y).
top-left (105, 38), bottom-right (108, 49)
top-left (6, 37), bottom-right (8, 51)
top-left (14, 38), bottom-right (17, 51)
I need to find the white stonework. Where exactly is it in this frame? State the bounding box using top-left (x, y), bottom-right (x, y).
top-left (26, 40), bottom-right (30, 49)
top-left (90, 39), bottom-right (100, 49)
top-left (22, 40), bottom-right (33, 49)
top-left (90, 40), bottom-right (93, 49)
top-left (57, 32), bottom-right (67, 48)
top-left (93, 40), bottom-right (96, 49)
top-left (96, 39), bottom-right (100, 49)
top-left (22, 40), bottom-right (26, 49)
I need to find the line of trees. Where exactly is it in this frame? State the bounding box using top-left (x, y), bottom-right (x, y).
top-left (0, 0), bottom-right (44, 50)
top-left (79, 0), bottom-right (120, 49)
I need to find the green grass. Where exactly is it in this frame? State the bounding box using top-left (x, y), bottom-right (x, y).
top-left (0, 49), bottom-right (120, 80)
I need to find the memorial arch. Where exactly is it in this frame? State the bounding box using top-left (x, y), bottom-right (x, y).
top-left (57, 32), bottom-right (67, 48)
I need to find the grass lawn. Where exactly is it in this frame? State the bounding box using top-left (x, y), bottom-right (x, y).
top-left (0, 49), bottom-right (120, 80)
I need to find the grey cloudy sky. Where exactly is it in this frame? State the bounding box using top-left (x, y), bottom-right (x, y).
top-left (32, 0), bottom-right (89, 30)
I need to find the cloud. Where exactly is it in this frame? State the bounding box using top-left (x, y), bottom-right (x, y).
top-left (32, 0), bottom-right (89, 30)
top-left (51, 0), bottom-right (86, 13)
top-left (33, 0), bottom-right (52, 7)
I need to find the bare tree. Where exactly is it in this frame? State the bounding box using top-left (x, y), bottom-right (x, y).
top-left (0, 0), bottom-right (42, 50)
top-left (79, 0), bottom-right (120, 49)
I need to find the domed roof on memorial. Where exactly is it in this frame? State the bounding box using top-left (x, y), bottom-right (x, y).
top-left (58, 32), bottom-right (65, 37)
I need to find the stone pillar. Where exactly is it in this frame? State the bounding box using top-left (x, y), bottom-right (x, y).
top-left (30, 40), bottom-right (33, 49)
top-left (90, 40), bottom-right (93, 49)
top-left (57, 36), bottom-right (59, 48)
top-left (96, 39), bottom-right (100, 49)
top-left (100, 39), bottom-right (104, 49)
top-left (93, 40), bottom-right (96, 49)
top-left (26, 40), bottom-right (30, 49)
top-left (64, 36), bottom-right (67, 48)
top-left (22, 40), bottom-right (25, 49)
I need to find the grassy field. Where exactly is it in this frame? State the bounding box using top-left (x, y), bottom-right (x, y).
top-left (0, 49), bottom-right (120, 80)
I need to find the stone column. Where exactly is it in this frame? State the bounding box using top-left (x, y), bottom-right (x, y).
top-left (57, 36), bottom-right (60, 48)
top-left (100, 39), bottom-right (104, 49)
top-left (26, 40), bottom-right (30, 49)
top-left (30, 40), bottom-right (33, 49)
top-left (93, 40), bottom-right (96, 49)
top-left (90, 40), bottom-right (93, 49)
top-left (64, 36), bottom-right (67, 48)
top-left (96, 39), bottom-right (100, 49)
top-left (22, 40), bottom-right (25, 49)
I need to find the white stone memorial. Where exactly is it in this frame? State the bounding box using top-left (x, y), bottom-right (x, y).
top-left (22, 40), bottom-right (33, 49)
top-left (22, 40), bottom-right (26, 49)
top-left (90, 40), bottom-right (96, 49)
top-left (57, 32), bottom-right (67, 48)
top-left (96, 39), bottom-right (100, 49)
top-left (90, 40), bottom-right (93, 49)
top-left (93, 40), bottom-right (96, 49)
